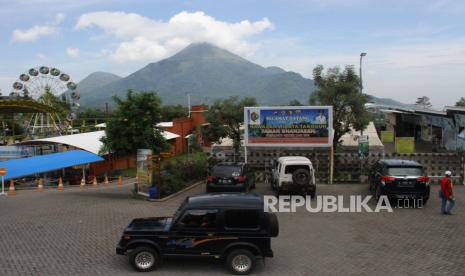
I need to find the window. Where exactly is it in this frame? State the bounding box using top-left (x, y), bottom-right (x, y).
top-left (224, 209), bottom-right (259, 229)
top-left (284, 165), bottom-right (309, 174)
top-left (212, 166), bottom-right (242, 177)
top-left (179, 209), bottom-right (218, 229)
top-left (387, 167), bottom-right (423, 176)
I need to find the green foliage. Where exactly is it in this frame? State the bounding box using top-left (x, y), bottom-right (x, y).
top-left (205, 96), bottom-right (257, 154)
top-left (78, 108), bottom-right (109, 120)
top-left (311, 65), bottom-right (370, 147)
top-left (160, 152), bottom-right (207, 197)
top-left (455, 97), bottom-right (465, 107)
top-left (101, 90), bottom-right (169, 156)
top-left (288, 99), bottom-right (303, 106)
top-left (160, 104), bottom-right (188, 121)
top-left (39, 86), bottom-right (71, 118)
top-left (415, 96), bottom-right (432, 108)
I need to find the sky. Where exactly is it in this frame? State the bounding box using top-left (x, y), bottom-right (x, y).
top-left (1, 0), bottom-right (464, 109)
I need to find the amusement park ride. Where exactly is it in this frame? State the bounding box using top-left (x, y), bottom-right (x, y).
top-left (0, 66), bottom-right (80, 143)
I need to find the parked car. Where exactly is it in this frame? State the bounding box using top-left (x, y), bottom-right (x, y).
top-left (206, 162), bottom-right (255, 193)
top-left (368, 159), bottom-right (430, 203)
top-left (271, 156), bottom-right (316, 197)
top-left (116, 193), bottom-right (279, 275)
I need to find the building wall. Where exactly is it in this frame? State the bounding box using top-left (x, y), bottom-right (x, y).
top-left (161, 105), bottom-right (209, 155)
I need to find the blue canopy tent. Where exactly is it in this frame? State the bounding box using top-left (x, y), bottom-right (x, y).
top-left (0, 150), bottom-right (104, 181)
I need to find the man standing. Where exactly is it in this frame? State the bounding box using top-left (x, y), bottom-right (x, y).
top-left (440, 171), bottom-right (455, 215)
top-left (315, 110), bottom-right (327, 124)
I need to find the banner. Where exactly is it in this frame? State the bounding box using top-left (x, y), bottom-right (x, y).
top-left (380, 131), bottom-right (394, 143)
top-left (358, 135), bottom-right (369, 158)
top-left (244, 106), bottom-right (333, 147)
top-left (136, 149), bottom-right (152, 197)
top-left (395, 137), bottom-right (415, 153)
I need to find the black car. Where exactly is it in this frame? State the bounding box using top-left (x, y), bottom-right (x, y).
top-left (368, 159), bottom-right (430, 203)
top-left (207, 162), bottom-right (255, 193)
top-left (116, 193), bottom-right (279, 275)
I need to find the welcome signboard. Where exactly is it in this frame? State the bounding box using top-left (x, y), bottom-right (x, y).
top-left (244, 106), bottom-right (333, 147)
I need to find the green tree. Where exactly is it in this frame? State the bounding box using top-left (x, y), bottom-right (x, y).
top-left (205, 96), bottom-right (257, 155)
top-left (39, 86), bottom-right (71, 117)
top-left (311, 65), bottom-right (370, 147)
top-left (161, 104), bottom-right (188, 121)
top-left (415, 96), bottom-right (432, 108)
top-left (288, 99), bottom-right (303, 106)
top-left (101, 90), bottom-right (168, 156)
top-left (455, 97), bottom-right (465, 107)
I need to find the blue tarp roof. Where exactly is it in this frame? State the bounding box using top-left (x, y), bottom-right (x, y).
top-left (0, 150), bottom-right (104, 181)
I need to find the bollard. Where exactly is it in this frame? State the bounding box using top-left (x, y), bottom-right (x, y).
top-left (92, 176), bottom-right (98, 187)
top-left (37, 178), bottom-right (43, 192)
top-left (118, 176), bottom-right (123, 187)
top-left (104, 175), bottom-right (109, 185)
top-left (80, 177), bottom-right (85, 188)
top-left (8, 180), bottom-right (16, 196)
top-left (58, 177), bottom-right (63, 191)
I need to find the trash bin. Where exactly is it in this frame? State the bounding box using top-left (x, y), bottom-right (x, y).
top-left (149, 185), bottom-right (158, 199)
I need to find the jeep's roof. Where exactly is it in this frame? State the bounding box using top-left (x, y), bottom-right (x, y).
top-left (186, 193), bottom-right (263, 209)
top-left (277, 156), bottom-right (312, 164)
top-left (380, 159), bottom-right (422, 167)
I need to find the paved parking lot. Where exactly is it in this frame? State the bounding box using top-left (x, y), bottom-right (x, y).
top-left (0, 180), bottom-right (464, 276)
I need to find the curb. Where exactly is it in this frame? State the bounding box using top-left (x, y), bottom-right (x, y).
top-left (147, 181), bottom-right (204, 202)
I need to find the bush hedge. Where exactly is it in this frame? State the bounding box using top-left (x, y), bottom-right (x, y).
top-left (160, 152), bottom-right (207, 197)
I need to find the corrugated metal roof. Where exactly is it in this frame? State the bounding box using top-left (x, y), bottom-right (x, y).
top-left (0, 150), bottom-right (104, 181)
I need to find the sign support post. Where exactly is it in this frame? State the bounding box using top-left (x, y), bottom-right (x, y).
top-left (244, 146), bottom-right (248, 164)
top-left (1, 168), bottom-right (7, 196)
top-left (329, 146), bottom-right (334, 185)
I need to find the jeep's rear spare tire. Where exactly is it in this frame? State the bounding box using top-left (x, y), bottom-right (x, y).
top-left (226, 249), bottom-right (256, 275)
top-left (130, 246), bottom-right (160, 272)
top-left (292, 168), bottom-right (310, 185)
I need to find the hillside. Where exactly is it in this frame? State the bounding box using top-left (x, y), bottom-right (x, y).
top-left (78, 43), bottom-right (316, 107)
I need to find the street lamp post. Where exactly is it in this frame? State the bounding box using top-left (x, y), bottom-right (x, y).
top-left (359, 52), bottom-right (367, 180)
top-left (359, 52), bottom-right (367, 93)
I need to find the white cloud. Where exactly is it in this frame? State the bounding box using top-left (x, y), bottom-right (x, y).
top-left (37, 53), bottom-right (46, 60)
top-left (66, 47), bottom-right (80, 58)
top-left (11, 25), bottom-right (58, 43)
top-left (55, 13), bottom-right (65, 24)
top-left (252, 37), bottom-right (465, 108)
top-left (11, 12), bottom-right (64, 43)
top-left (75, 11), bottom-right (273, 61)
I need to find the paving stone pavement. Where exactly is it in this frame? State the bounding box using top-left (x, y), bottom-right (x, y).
top-left (0, 179), bottom-right (464, 276)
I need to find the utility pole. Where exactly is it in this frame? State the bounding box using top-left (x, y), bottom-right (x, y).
top-left (187, 93), bottom-right (191, 118)
top-left (359, 52), bottom-right (367, 183)
top-left (359, 52), bottom-right (366, 93)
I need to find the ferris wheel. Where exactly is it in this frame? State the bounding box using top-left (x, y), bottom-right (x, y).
top-left (11, 66), bottom-right (81, 137)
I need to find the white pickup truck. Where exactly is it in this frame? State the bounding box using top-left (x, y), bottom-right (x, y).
top-left (271, 156), bottom-right (316, 198)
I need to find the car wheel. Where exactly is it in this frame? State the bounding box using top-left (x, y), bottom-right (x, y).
top-left (421, 196), bottom-right (429, 205)
top-left (226, 249), bottom-right (256, 275)
top-left (130, 246), bottom-right (160, 272)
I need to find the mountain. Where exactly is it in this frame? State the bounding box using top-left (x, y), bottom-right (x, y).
top-left (366, 95), bottom-right (412, 108)
top-left (77, 71), bottom-right (121, 94)
top-left (78, 43), bottom-right (316, 107)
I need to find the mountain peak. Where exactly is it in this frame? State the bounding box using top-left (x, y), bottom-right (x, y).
top-left (171, 42), bottom-right (245, 62)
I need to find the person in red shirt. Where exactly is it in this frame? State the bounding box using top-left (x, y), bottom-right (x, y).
top-left (440, 171), bottom-right (455, 215)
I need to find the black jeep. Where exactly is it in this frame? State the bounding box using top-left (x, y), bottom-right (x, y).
top-left (116, 193), bottom-right (279, 275)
